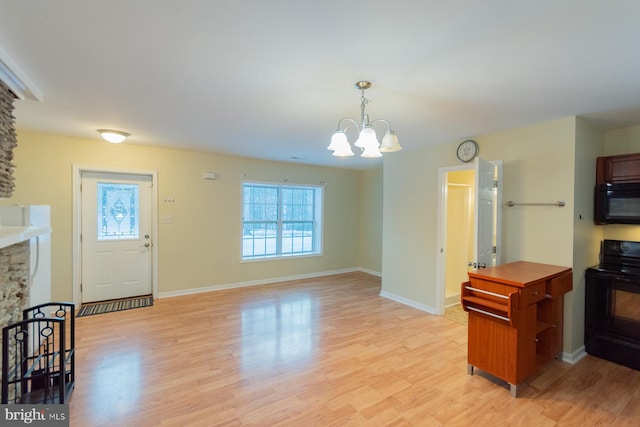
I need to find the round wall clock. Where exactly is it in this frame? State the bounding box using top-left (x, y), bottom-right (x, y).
top-left (456, 139), bottom-right (479, 162)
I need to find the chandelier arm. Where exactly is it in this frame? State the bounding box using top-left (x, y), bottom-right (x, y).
top-left (369, 118), bottom-right (393, 131)
top-left (336, 117), bottom-right (360, 133)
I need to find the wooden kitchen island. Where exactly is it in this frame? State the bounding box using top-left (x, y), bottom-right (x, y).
top-left (461, 261), bottom-right (573, 397)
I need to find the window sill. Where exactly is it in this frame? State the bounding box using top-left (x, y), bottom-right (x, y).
top-left (241, 252), bottom-right (322, 263)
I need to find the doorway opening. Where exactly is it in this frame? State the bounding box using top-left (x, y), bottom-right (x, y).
top-left (444, 171), bottom-right (474, 324)
top-left (436, 159), bottom-right (502, 320)
top-left (72, 166), bottom-right (158, 306)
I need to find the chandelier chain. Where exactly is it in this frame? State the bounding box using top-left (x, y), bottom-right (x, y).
top-left (360, 92), bottom-right (370, 126)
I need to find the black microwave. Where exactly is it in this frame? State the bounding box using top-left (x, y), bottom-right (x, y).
top-left (595, 182), bottom-right (640, 224)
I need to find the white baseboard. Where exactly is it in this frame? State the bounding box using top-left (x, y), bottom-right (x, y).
top-left (445, 293), bottom-right (461, 307)
top-left (561, 345), bottom-right (587, 365)
top-left (157, 267), bottom-right (379, 298)
top-left (359, 268), bottom-right (382, 278)
top-left (379, 290), bottom-right (438, 315)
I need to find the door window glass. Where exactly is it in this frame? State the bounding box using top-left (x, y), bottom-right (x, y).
top-left (97, 182), bottom-right (139, 240)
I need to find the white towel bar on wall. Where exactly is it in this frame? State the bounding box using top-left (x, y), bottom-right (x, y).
top-left (506, 200), bottom-right (565, 208)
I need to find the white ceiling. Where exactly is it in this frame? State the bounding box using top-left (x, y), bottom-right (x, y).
top-left (1, 1), bottom-right (640, 169)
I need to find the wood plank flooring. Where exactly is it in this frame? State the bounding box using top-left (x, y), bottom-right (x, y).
top-left (69, 272), bottom-right (640, 426)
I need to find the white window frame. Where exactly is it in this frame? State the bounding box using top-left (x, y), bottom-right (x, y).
top-left (241, 180), bottom-right (323, 261)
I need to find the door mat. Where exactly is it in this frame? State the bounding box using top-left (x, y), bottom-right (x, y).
top-left (77, 296), bottom-right (153, 317)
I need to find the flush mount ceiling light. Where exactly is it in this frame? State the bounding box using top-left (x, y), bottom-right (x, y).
top-left (328, 81), bottom-right (401, 158)
top-left (97, 129), bottom-right (130, 144)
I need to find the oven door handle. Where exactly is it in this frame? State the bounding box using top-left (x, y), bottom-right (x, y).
top-left (593, 272), bottom-right (636, 282)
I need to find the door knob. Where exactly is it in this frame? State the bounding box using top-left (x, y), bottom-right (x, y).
top-left (144, 243), bottom-right (150, 247)
top-left (468, 262), bottom-right (487, 269)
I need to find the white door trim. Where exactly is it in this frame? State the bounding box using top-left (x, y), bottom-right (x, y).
top-left (72, 164), bottom-right (159, 306)
top-left (436, 163), bottom-right (474, 315)
top-left (436, 160), bottom-right (503, 316)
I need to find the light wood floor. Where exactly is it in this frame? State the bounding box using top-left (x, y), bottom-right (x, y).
top-left (69, 272), bottom-right (640, 426)
top-left (444, 304), bottom-right (468, 326)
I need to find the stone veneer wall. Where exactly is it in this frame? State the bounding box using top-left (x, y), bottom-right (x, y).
top-left (0, 79), bottom-right (17, 197)
top-left (0, 241), bottom-right (30, 386)
top-left (0, 242), bottom-right (30, 389)
top-left (0, 241), bottom-right (30, 330)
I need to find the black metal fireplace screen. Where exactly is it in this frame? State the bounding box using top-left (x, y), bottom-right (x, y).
top-left (1, 302), bottom-right (75, 404)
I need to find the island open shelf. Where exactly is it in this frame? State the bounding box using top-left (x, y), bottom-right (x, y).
top-left (461, 261), bottom-right (572, 397)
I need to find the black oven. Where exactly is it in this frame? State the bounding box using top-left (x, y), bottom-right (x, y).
top-left (595, 182), bottom-right (640, 224)
top-left (585, 240), bottom-right (640, 370)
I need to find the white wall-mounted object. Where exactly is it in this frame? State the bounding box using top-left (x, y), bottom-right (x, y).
top-left (0, 205), bottom-right (51, 307)
top-left (0, 45), bottom-right (43, 101)
top-left (203, 172), bottom-right (217, 180)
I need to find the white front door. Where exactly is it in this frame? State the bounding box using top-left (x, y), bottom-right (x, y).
top-left (81, 172), bottom-right (152, 302)
top-left (473, 157), bottom-right (500, 269)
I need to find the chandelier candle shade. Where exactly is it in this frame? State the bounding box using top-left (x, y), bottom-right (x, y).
top-left (328, 81), bottom-right (401, 158)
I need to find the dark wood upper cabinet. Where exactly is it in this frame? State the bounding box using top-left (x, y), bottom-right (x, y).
top-left (596, 152), bottom-right (640, 185)
top-left (594, 152), bottom-right (640, 225)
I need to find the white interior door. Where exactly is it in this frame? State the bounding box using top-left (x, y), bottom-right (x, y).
top-left (473, 157), bottom-right (500, 269)
top-left (81, 172), bottom-right (152, 302)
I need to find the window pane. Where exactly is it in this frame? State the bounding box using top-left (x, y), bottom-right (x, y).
top-left (282, 221), bottom-right (314, 255)
top-left (97, 182), bottom-right (139, 241)
top-left (282, 187), bottom-right (314, 221)
top-left (242, 222), bottom-right (277, 258)
top-left (244, 185), bottom-right (278, 221)
top-left (242, 182), bottom-right (321, 260)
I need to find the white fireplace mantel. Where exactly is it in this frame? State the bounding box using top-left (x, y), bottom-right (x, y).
top-left (0, 225), bottom-right (51, 249)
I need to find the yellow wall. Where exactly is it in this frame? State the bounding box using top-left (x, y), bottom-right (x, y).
top-left (382, 117), bottom-right (640, 357)
top-left (484, 119), bottom-right (576, 265)
top-left (382, 117), bottom-right (578, 348)
top-left (4, 131), bottom-right (382, 300)
top-left (382, 141), bottom-right (452, 307)
top-left (603, 125), bottom-right (640, 156)
top-left (383, 117), bottom-right (577, 303)
top-left (10, 120), bottom-right (640, 356)
top-left (570, 117), bottom-right (604, 353)
top-left (358, 168), bottom-right (383, 274)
